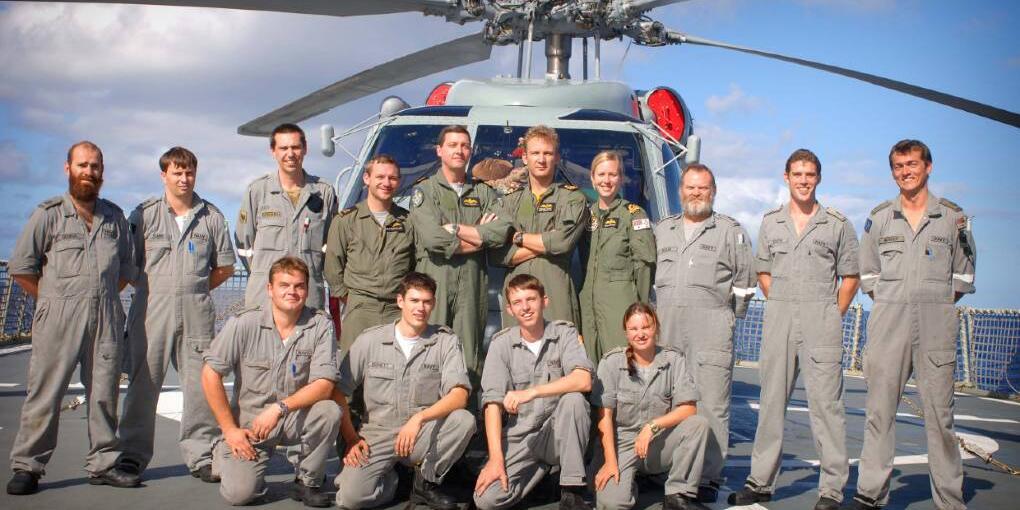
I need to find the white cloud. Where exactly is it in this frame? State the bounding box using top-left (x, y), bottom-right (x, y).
top-left (0, 140), bottom-right (30, 180)
top-left (705, 84), bottom-right (763, 115)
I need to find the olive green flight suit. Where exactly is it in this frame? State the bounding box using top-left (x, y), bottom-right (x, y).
top-left (579, 198), bottom-right (656, 361)
top-left (745, 204), bottom-right (859, 502)
top-left (335, 323), bottom-right (475, 509)
top-left (474, 321), bottom-right (594, 510)
top-left (118, 194), bottom-right (236, 474)
top-left (204, 305), bottom-right (340, 505)
top-left (235, 170), bottom-right (337, 310)
top-left (853, 195), bottom-right (975, 510)
top-left (652, 212), bottom-right (755, 487)
top-left (325, 201), bottom-right (415, 352)
top-left (9, 194), bottom-right (136, 476)
top-left (494, 182), bottom-right (588, 327)
top-left (591, 346), bottom-right (710, 509)
top-left (408, 172), bottom-right (511, 382)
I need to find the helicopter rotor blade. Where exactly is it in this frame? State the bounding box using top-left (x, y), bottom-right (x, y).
top-left (668, 31), bottom-right (1020, 129)
top-left (21, 0), bottom-right (452, 17)
top-left (238, 32), bottom-right (492, 136)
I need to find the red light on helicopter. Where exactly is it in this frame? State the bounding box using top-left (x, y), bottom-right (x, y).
top-left (645, 88), bottom-right (686, 142)
top-left (426, 82), bottom-right (453, 106)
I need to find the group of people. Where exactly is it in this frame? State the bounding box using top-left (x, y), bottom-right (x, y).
top-left (5, 121), bottom-right (975, 510)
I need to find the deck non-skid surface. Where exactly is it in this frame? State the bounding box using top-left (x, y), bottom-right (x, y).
top-left (0, 350), bottom-right (1016, 510)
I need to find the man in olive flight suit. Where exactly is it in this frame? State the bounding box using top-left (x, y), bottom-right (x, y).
top-left (236, 123), bottom-right (338, 311)
top-left (494, 125), bottom-right (588, 327)
top-left (116, 147), bottom-right (236, 483)
top-left (7, 141), bottom-right (139, 495)
top-left (848, 140), bottom-right (976, 510)
top-left (408, 125), bottom-right (511, 384)
top-left (325, 155), bottom-right (416, 352)
top-left (653, 163), bottom-right (755, 503)
top-left (334, 272), bottom-right (475, 510)
top-left (729, 149), bottom-right (859, 510)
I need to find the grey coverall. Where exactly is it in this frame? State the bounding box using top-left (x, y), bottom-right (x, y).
top-left (324, 201), bottom-right (415, 351)
top-left (408, 172), bottom-right (511, 382)
top-left (579, 198), bottom-right (656, 361)
top-left (494, 182), bottom-right (589, 327)
top-left (204, 305), bottom-right (341, 506)
top-left (474, 320), bottom-right (594, 510)
top-left (746, 204), bottom-right (859, 502)
top-left (652, 212), bottom-right (755, 486)
top-left (854, 195), bottom-right (976, 510)
top-left (335, 323), bottom-right (475, 509)
top-left (235, 171), bottom-right (337, 310)
top-left (9, 194), bottom-right (136, 476)
top-left (117, 194), bottom-right (235, 473)
top-left (591, 347), bottom-right (710, 510)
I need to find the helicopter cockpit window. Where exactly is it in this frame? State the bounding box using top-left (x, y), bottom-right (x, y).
top-left (362, 124), bottom-right (446, 200)
top-left (471, 125), bottom-right (648, 210)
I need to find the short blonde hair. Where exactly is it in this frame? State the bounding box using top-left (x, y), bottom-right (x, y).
top-left (521, 125), bottom-right (559, 151)
top-left (590, 150), bottom-right (623, 175)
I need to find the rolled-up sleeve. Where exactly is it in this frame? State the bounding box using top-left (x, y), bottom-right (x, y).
top-left (859, 215), bottom-right (881, 295)
top-left (409, 185), bottom-right (461, 259)
top-left (540, 194), bottom-right (587, 256)
top-left (204, 316), bottom-right (242, 376)
top-left (731, 225), bottom-right (756, 319)
top-left (952, 211), bottom-right (976, 295)
top-left (324, 217), bottom-right (349, 298)
top-left (480, 336), bottom-right (511, 405)
top-left (116, 212), bottom-right (138, 283)
top-left (558, 324), bottom-right (594, 374)
top-left (309, 319), bottom-right (338, 382)
top-left (337, 334), bottom-right (366, 396)
top-left (211, 210), bottom-right (236, 270)
top-left (10, 208), bottom-right (48, 276)
top-left (591, 359), bottom-right (618, 409)
top-left (754, 219), bottom-right (772, 275)
top-left (671, 355), bottom-right (700, 405)
top-left (440, 334), bottom-right (472, 395)
top-left (836, 220), bottom-right (860, 277)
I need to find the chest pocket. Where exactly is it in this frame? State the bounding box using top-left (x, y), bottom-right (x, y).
top-left (686, 244), bottom-right (719, 289)
top-left (768, 241), bottom-right (791, 278)
top-left (52, 237), bottom-right (86, 278)
top-left (242, 359), bottom-right (273, 394)
top-left (144, 239), bottom-right (172, 276)
top-left (301, 213), bottom-right (327, 254)
top-left (923, 235), bottom-right (952, 282)
top-left (879, 240), bottom-right (906, 281)
top-left (365, 366), bottom-right (396, 406)
top-left (616, 389), bottom-right (642, 428)
top-left (412, 366), bottom-right (442, 407)
top-left (254, 212), bottom-right (287, 253)
top-left (808, 238), bottom-right (837, 282)
top-left (655, 247), bottom-right (679, 289)
top-left (543, 355), bottom-right (564, 381)
top-left (186, 232), bottom-right (212, 276)
top-left (290, 348), bottom-right (313, 388)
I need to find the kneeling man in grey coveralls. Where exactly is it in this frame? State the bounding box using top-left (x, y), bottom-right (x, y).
top-left (202, 256), bottom-right (340, 507)
top-left (334, 272), bottom-right (475, 509)
top-left (729, 149), bottom-right (859, 510)
top-left (117, 147), bottom-right (236, 483)
top-left (848, 140), bottom-right (976, 510)
top-left (474, 274), bottom-right (594, 510)
top-left (652, 163), bottom-right (755, 503)
top-left (7, 141), bottom-right (138, 495)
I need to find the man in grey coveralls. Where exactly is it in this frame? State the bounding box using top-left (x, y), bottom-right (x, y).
top-left (848, 140), bottom-right (976, 510)
top-left (652, 164), bottom-right (755, 503)
top-left (116, 147), bottom-right (236, 483)
top-left (728, 149), bottom-right (859, 510)
top-left (474, 274), bottom-right (594, 510)
top-left (236, 123), bottom-right (338, 310)
top-left (202, 257), bottom-right (340, 507)
top-left (7, 141), bottom-right (139, 495)
top-left (334, 272), bottom-right (475, 510)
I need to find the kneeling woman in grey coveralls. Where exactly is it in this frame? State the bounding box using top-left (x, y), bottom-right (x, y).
top-left (591, 302), bottom-right (710, 510)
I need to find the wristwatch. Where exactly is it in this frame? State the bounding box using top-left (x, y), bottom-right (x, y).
top-left (645, 421), bottom-right (662, 436)
top-left (277, 401), bottom-right (290, 418)
top-left (513, 231), bottom-right (525, 247)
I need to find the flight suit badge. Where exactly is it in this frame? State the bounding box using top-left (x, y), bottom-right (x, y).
top-left (412, 188), bottom-right (424, 208)
top-left (603, 218), bottom-right (618, 228)
top-left (462, 197), bottom-right (480, 207)
top-left (537, 203), bottom-right (555, 213)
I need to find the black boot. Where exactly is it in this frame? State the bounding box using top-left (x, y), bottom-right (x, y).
top-left (409, 468), bottom-right (458, 510)
top-left (6, 470), bottom-right (40, 495)
top-left (815, 496), bottom-right (841, 510)
top-left (559, 485), bottom-right (590, 510)
top-left (663, 492), bottom-right (710, 510)
top-left (727, 486), bottom-right (772, 505)
top-left (843, 495), bottom-right (880, 509)
top-left (696, 481), bottom-right (720, 503)
top-left (190, 465), bottom-right (220, 483)
top-left (88, 467), bottom-right (141, 488)
top-left (290, 479), bottom-right (332, 508)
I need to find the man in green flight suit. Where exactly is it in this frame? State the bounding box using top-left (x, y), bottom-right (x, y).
top-left (408, 125), bottom-right (512, 385)
top-left (494, 125), bottom-right (589, 327)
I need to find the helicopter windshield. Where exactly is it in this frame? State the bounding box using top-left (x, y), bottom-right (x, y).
top-left (360, 123), bottom-right (648, 210)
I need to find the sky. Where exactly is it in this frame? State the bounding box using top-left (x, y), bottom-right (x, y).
top-left (0, 0), bottom-right (1018, 308)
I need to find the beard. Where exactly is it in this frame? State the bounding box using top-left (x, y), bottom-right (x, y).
top-left (68, 173), bottom-right (102, 202)
top-left (683, 196), bottom-right (714, 218)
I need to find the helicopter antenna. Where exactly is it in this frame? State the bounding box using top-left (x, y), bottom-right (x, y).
top-left (582, 38), bottom-right (588, 81)
top-left (594, 36), bottom-right (601, 80)
top-left (523, 12), bottom-right (536, 80)
top-left (615, 40), bottom-right (633, 81)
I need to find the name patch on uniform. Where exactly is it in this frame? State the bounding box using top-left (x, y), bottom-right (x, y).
top-left (658, 246), bottom-right (678, 254)
top-left (537, 203), bottom-right (555, 213)
top-left (101, 224), bottom-right (118, 239)
top-left (55, 233), bottom-right (84, 242)
top-left (698, 243), bottom-right (717, 252)
top-left (260, 210), bottom-right (281, 218)
top-left (632, 218), bottom-right (650, 230)
top-left (191, 232), bottom-right (209, 244)
top-left (421, 363), bottom-right (440, 372)
top-left (461, 197), bottom-right (480, 207)
top-left (147, 233), bottom-right (167, 241)
top-left (812, 239), bottom-right (828, 249)
top-left (879, 235), bottom-right (904, 244)
top-left (385, 221), bottom-right (405, 233)
top-left (368, 361), bottom-right (393, 369)
top-left (930, 235), bottom-right (951, 245)
top-left (546, 359), bottom-right (561, 368)
top-left (768, 238), bottom-right (787, 248)
top-left (602, 218), bottom-right (618, 228)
